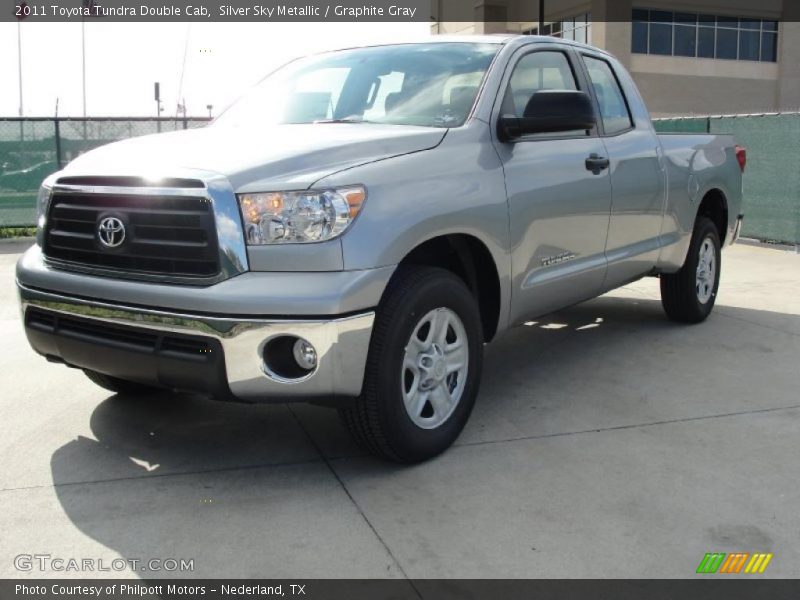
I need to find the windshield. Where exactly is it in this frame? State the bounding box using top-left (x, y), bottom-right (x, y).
top-left (214, 43), bottom-right (499, 129)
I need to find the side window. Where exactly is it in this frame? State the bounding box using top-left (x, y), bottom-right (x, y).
top-left (504, 51), bottom-right (578, 118)
top-left (583, 56), bottom-right (633, 135)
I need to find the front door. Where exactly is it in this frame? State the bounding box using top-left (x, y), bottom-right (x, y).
top-left (492, 46), bottom-right (613, 324)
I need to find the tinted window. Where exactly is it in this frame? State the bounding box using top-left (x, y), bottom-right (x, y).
top-left (631, 8), bottom-right (777, 62)
top-left (584, 56), bottom-right (633, 135)
top-left (650, 10), bottom-right (673, 23)
top-left (716, 28), bottom-right (738, 59)
top-left (523, 12), bottom-right (592, 44)
top-left (632, 21), bottom-right (648, 53)
top-left (698, 27), bottom-right (716, 58)
top-left (649, 23), bottom-right (673, 55)
top-left (739, 30), bottom-right (760, 61)
top-left (674, 24), bottom-right (697, 56)
top-left (762, 32), bottom-right (778, 62)
top-left (504, 51), bottom-right (578, 118)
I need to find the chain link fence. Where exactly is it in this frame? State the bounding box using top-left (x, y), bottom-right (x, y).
top-left (654, 113), bottom-right (800, 245)
top-left (0, 117), bottom-right (210, 227)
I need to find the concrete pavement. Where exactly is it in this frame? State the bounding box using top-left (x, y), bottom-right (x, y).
top-left (1, 240), bottom-right (798, 578)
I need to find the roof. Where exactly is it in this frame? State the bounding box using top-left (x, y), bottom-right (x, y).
top-left (302, 34), bottom-right (613, 61)
top-left (425, 34), bottom-right (517, 44)
top-left (364, 34), bottom-right (612, 55)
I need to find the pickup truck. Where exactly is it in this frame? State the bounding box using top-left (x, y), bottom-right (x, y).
top-left (17, 36), bottom-right (745, 462)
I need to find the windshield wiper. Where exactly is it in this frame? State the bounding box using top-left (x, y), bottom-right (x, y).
top-left (313, 117), bottom-right (373, 124)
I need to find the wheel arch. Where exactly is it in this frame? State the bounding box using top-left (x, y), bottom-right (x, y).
top-left (389, 234), bottom-right (503, 342)
top-left (696, 187), bottom-right (729, 245)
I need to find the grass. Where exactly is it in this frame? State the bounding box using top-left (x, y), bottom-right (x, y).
top-left (0, 226), bottom-right (36, 239)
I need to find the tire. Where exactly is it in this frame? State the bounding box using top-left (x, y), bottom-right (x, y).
top-left (83, 370), bottom-right (160, 395)
top-left (339, 265), bottom-right (484, 463)
top-left (660, 216), bottom-right (721, 323)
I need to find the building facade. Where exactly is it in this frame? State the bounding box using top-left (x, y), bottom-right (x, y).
top-left (432, 0), bottom-right (800, 116)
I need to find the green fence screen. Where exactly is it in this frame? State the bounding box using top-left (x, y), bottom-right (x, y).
top-left (652, 117), bottom-right (710, 134)
top-left (0, 117), bottom-right (210, 227)
top-left (654, 113), bottom-right (800, 245)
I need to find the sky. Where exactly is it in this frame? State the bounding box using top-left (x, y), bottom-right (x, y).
top-left (0, 21), bottom-right (431, 117)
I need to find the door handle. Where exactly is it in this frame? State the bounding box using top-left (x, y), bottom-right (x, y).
top-left (585, 154), bottom-right (610, 174)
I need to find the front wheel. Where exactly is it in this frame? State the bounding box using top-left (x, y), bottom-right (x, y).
top-left (339, 266), bottom-right (484, 463)
top-left (660, 216), bottom-right (721, 323)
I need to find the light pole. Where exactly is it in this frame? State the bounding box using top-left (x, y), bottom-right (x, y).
top-left (206, 104), bottom-right (213, 119)
top-left (539, 0), bottom-right (545, 32)
top-left (81, 20), bottom-right (87, 118)
top-left (17, 20), bottom-right (23, 117)
top-left (154, 82), bottom-right (163, 132)
top-left (16, 14), bottom-right (24, 142)
top-left (177, 98), bottom-right (187, 129)
top-left (81, 18), bottom-right (88, 140)
top-left (80, 0), bottom-right (98, 141)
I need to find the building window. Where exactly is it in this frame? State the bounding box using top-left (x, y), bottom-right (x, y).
top-left (524, 13), bottom-right (592, 45)
top-left (632, 9), bottom-right (778, 62)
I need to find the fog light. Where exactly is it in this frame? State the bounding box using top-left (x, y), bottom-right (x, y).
top-left (292, 338), bottom-right (317, 370)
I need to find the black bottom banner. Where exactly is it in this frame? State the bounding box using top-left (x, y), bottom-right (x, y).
top-left (2, 580), bottom-right (800, 600)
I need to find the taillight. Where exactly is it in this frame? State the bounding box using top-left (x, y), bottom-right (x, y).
top-left (735, 145), bottom-right (747, 172)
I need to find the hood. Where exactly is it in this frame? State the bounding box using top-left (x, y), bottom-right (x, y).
top-left (62, 123), bottom-right (447, 190)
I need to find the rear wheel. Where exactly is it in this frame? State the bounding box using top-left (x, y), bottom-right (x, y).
top-left (339, 266), bottom-right (484, 463)
top-left (83, 370), bottom-right (160, 395)
top-left (660, 216), bottom-right (721, 323)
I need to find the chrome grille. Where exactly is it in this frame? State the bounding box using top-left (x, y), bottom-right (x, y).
top-left (43, 182), bottom-right (221, 279)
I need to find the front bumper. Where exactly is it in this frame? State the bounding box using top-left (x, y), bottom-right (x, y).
top-left (18, 284), bottom-right (374, 402)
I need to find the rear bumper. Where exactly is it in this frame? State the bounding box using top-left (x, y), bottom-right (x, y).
top-left (18, 284), bottom-right (374, 403)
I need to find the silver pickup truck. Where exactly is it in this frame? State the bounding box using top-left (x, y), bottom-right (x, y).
top-left (17, 36), bottom-right (745, 462)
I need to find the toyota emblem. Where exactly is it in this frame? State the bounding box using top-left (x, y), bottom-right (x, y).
top-left (97, 216), bottom-right (126, 248)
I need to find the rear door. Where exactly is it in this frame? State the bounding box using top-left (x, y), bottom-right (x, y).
top-left (579, 52), bottom-right (666, 289)
top-left (491, 45), bottom-right (613, 324)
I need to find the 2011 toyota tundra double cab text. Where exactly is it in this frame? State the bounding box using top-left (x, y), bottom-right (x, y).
top-left (17, 36), bottom-right (746, 462)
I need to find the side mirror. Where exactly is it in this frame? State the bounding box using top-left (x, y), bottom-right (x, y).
top-left (498, 90), bottom-right (596, 141)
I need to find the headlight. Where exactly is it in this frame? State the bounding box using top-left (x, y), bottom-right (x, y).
top-left (238, 185), bottom-right (365, 245)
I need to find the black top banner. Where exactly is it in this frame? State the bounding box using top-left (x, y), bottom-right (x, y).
top-left (6, 0), bottom-right (799, 23)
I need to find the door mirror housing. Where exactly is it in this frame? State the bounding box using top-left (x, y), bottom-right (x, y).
top-left (498, 90), bottom-right (596, 141)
